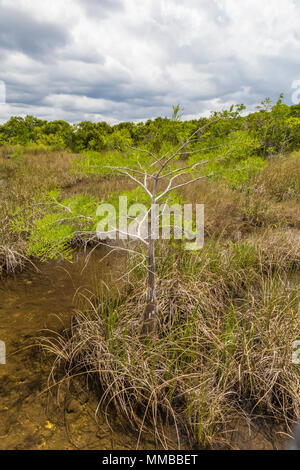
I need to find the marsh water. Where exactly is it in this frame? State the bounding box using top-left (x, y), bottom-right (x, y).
top-left (0, 249), bottom-right (155, 450)
top-left (0, 249), bottom-right (291, 450)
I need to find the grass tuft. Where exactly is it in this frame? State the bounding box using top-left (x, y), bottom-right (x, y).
top-left (41, 231), bottom-right (300, 449)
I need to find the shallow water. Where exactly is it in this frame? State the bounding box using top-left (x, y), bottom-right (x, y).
top-left (0, 249), bottom-right (292, 450)
top-left (0, 249), bottom-right (154, 450)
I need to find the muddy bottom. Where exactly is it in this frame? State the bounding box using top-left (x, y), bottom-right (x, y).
top-left (0, 249), bottom-right (154, 450)
top-left (0, 250), bottom-right (292, 450)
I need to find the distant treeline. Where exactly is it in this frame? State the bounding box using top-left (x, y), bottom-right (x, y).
top-left (1, 96), bottom-right (300, 156)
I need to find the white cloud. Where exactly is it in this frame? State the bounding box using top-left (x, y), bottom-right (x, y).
top-left (0, 0), bottom-right (300, 123)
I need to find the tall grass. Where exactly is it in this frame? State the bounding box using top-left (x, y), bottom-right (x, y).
top-left (255, 152), bottom-right (300, 202)
top-left (0, 149), bottom-right (79, 273)
top-left (41, 230), bottom-right (300, 449)
top-left (1, 145), bottom-right (299, 448)
top-left (0, 148), bottom-right (136, 274)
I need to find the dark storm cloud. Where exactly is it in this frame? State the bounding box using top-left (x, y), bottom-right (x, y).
top-left (0, 5), bottom-right (69, 60)
top-left (0, 0), bottom-right (300, 124)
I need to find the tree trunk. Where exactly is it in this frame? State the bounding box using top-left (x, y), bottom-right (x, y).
top-left (142, 236), bottom-right (156, 333)
top-left (143, 186), bottom-right (157, 333)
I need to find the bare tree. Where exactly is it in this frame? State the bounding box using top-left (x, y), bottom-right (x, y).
top-left (93, 118), bottom-right (223, 332)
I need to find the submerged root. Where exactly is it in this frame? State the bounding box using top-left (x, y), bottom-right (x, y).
top-left (0, 245), bottom-right (27, 274)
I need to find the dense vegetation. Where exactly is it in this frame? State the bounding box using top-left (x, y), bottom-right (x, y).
top-left (1, 96), bottom-right (300, 156)
top-left (1, 96), bottom-right (300, 270)
top-left (0, 97), bottom-right (299, 449)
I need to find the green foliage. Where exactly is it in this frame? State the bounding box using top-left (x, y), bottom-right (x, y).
top-left (248, 94), bottom-right (297, 155)
top-left (27, 213), bottom-right (75, 260)
top-left (9, 147), bottom-right (24, 161)
top-left (74, 149), bottom-right (145, 176)
top-left (106, 128), bottom-right (133, 151)
top-left (0, 96), bottom-right (299, 158)
top-left (215, 155), bottom-right (267, 190)
top-left (186, 128), bottom-right (266, 190)
top-left (107, 185), bottom-right (182, 212)
top-left (72, 121), bottom-right (111, 151)
top-left (27, 193), bottom-right (100, 260)
top-left (1, 98), bottom-right (300, 269)
top-left (223, 130), bottom-right (261, 163)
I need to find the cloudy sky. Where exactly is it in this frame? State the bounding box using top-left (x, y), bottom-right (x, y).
top-left (0, 0), bottom-right (299, 124)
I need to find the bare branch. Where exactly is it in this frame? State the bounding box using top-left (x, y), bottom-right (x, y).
top-left (94, 165), bottom-right (155, 179)
top-left (49, 197), bottom-right (73, 213)
top-left (156, 172), bottom-right (184, 201)
top-left (156, 174), bottom-right (213, 201)
top-left (122, 171), bottom-right (153, 198)
top-left (158, 160), bottom-right (209, 180)
top-left (150, 151), bottom-right (170, 168)
top-left (82, 116), bottom-right (221, 326)
top-left (156, 119), bottom-right (217, 178)
top-left (95, 167), bottom-right (153, 197)
top-left (126, 145), bottom-right (159, 163)
top-left (174, 144), bottom-right (226, 156)
top-left (96, 227), bottom-right (150, 246)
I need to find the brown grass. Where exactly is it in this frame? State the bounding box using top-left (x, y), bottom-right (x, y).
top-left (41, 229), bottom-right (300, 449)
top-left (254, 152), bottom-right (300, 202)
top-left (0, 149), bottom-right (80, 273)
top-left (1, 146), bottom-right (299, 448)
